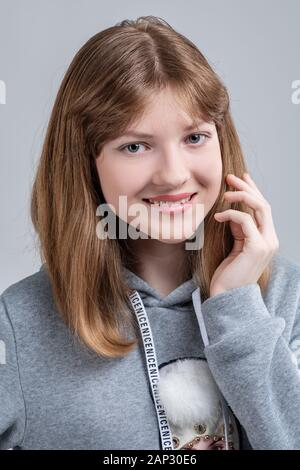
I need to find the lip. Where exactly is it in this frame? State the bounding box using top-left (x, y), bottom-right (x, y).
top-left (144, 192), bottom-right (196, 202)
top-left (143, 192), bottom-right (198, 214)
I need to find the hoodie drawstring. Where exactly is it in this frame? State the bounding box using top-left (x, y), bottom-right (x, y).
top-left (129, 290), bottom-right (174, 450)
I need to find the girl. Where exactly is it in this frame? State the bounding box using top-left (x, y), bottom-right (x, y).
top-left (1, 15), bottom-right (300, 451)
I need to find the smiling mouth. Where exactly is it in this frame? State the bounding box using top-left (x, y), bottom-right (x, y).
top-left (142, 192), bottom-right (197, 206)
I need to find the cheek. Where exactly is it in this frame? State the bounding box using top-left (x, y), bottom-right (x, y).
top-left (193, 144), bottom-right (223, 190)
top-left (96, 157), bottom-right (144, 204)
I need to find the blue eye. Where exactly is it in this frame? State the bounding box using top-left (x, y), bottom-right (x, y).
top-left (121, 142), bottom-right (146, 154)
top-left (187, 133), bottom-right (207, 145)
top-left (119, 133), bottom-right (209, 155)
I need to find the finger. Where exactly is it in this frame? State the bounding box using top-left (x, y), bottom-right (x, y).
top-left (214, 209), bottom-right (260, 242)
top-left (242, 173), bottom-right (265, 198)
top-left (223, 190), bottom-right (269, 232)
top-left (226, 174), bottom-right (264, 200)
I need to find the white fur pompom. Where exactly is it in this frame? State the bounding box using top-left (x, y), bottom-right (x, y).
top-left (158, 358), bottom-right (222, 429)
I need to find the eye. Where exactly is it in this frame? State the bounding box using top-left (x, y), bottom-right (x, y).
top-left (211, 443), bottom-right (225, 450)
top-left (186, 133), bottom-right (208, 146)
top-left (209, 439), bottom-right (225, 450)
top-left (118, 133), bottom-right (210, 155)
top-left (119, 142), bottom-right (147, 154)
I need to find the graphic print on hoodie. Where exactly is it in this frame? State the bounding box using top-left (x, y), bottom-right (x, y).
top-left (157, 357), bottom-right (240, 450)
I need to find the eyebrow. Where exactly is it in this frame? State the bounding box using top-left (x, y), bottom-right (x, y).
top-left (118, 122), bottom-right (206, 139)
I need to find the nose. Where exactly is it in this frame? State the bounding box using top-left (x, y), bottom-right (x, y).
top-left (151, 148), bottom-right (191, 188)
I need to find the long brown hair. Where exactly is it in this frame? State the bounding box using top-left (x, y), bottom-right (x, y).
top-left (30, 16), bottom-right (271, 358)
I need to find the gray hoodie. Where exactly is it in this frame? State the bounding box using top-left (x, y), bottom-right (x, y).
top-left (0, 252), bottom-right (300, 450)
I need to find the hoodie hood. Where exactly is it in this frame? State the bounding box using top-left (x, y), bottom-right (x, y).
top-left (121, 266), bottom-right (199, 309)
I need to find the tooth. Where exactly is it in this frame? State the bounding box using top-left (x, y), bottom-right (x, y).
top-left (147, 194), bottom-right (194, 206)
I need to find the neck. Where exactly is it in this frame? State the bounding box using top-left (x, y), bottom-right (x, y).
top-left (126, 238), bottom-right (191, 297)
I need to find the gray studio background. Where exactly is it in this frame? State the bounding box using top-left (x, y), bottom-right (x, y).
top-left (0, 0), bottom-right (299, 292)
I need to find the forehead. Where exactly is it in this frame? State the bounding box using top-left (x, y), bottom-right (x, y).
top-left (105, 86), bottom-right (214, 144)
top-left (130, 88), bottom-right (206, 126)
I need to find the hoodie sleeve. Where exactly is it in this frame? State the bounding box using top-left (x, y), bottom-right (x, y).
top-left (0, 294), bottom-right (26, 449)
top-left (199, 283), bottom-right (300, 450)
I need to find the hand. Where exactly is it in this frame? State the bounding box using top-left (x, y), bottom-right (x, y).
top-left (209, 173), bottom-right (279, 297)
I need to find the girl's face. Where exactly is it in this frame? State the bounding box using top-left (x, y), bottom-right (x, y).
top-left (96, 87), bottom-right (223, 244)
top-left (182, 435), bottom-right (226, 451)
